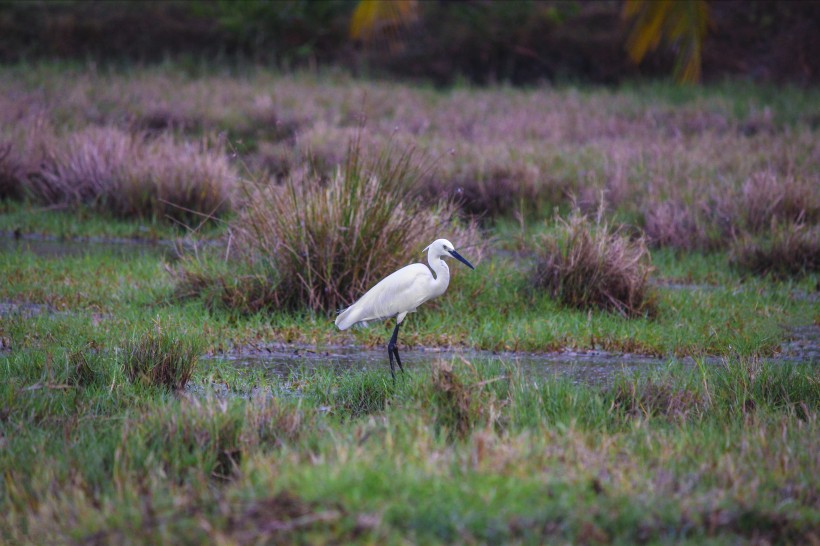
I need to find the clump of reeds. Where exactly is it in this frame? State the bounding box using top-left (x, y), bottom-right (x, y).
top-left (0, 142), bottom-right (24, 200)
top-left (533, 208), bottom-right (655, 317)
top-left (436, 160), bottom-right (545, 218)
top-left (730, 222), bottom-right (819, 278)
top-left (188, 133), bottom-right (481, 314)
top-left (122, 319), bottom-right (202, 390)
top-left (30, 127), bottom-right (236, 221)
top-left (0, 116), bottom-right (54, 200)
top-left (172, 254), bottom-right (285, 313)
top-left (642, 199), bottom-right (724, 251)
top-left (739, 172), bottom-right (819, 233)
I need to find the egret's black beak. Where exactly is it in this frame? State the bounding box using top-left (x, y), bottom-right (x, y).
top-left (448, 249), bottom-right (475, 270)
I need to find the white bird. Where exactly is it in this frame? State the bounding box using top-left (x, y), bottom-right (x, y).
top-left (335, 238), bottom-right (475, 378)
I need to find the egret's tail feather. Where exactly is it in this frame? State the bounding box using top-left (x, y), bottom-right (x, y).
top-left (334, 305), bottom-right (359, 330)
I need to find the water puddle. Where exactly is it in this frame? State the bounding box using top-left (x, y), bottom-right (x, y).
top-left (201, 346), bottom-right (678, 388)
top-left (0, 233), bottom-right (175, 260)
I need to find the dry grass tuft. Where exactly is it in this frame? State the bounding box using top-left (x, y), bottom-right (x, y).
top-left (642, 199), bottom-right (721, 251)
top-left (739, 171), bottom-right (819, 232)
top-left (0, 116), bottom-right (54, 200)
top-left (534, 208), bottom-right (656, 317)
top-left (214, 134), bottom-right (482, 313)
top-left (730, 222), bottom-right (820, 278)
top-left (29, 127), bottom-right (236, 221)
top-left (122, 320), bottom-right (202, 391)
top-left (0, 142), bottom-right (24, 200)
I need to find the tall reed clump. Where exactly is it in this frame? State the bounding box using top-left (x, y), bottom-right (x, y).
top-left (533, 208), bottom-right (655, 317)
top-left (203, 134), bottom-right (481, 313)
top-left (122, 319), bottom-right (203, 390)
top-left (0, 142), bottom-right (24, 200)
top-left (730, 222), bottom-right (820, 278)
top-left (0, 117), bottom-right (54, 200)
top-left (642, 199), bottom-right (728, 251)
top-left (30, 127), bottom-right (236, 221)
top-left (738, 172), bottom-right (819, 233)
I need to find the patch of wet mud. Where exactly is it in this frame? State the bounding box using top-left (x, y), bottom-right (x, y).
top-left (780, 325), bottom-right (820, 361)
top-left (0, 301), bottom-right (66, 318)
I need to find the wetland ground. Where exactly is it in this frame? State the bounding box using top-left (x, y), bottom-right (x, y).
top-left (1, 64), bottom-right (818, 544)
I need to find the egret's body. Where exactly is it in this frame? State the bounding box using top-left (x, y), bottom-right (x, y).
top-left (335, 238), bottom-right (474, 377)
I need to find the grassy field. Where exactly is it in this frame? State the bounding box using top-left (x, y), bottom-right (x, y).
top-left (1, 64), bottom-right (818, 544)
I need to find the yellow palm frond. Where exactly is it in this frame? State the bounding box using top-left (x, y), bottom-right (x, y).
top-left (350, 0), bottom-right (418, 45)
top-left (623, 0), bottom-right (710, 83)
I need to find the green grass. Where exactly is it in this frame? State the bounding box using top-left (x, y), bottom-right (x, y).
top-left (0, 226), bottom-right (815, 358)
top-left (1, 351), bottom-right (818, 544)
top-left (1, 66), bottom-right (818, 543)
top-left (0, 200), bottom-right (225, 242)
top-left (0, 235), bottom-right (816, 543)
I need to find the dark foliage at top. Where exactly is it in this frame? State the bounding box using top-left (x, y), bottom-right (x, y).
top-left (1, 1), bottom-right (818, 85)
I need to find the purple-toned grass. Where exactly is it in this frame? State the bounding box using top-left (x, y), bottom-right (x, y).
top-left (30, 127), bottom-right (236, 221)
top-left (1, 67), bottom-right (818, 244)
top-left (730, 222), bottom-right (819, 278)
top-left (739, 171), bottom-right (819, 232)
top-left (0, 116), bottom-right (54, 200)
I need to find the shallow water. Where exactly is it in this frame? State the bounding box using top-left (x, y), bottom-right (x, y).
top-left (202, 346), bottom-right (680, 387)
top-left (3, 234), bottom-right (817, 385)
top-left (0, 234), bottom-right (174, 260)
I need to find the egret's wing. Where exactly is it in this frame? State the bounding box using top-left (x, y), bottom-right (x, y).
top-left (335, 263), bottom-right (432, 330)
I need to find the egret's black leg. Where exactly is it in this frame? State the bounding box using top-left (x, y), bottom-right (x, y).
top-left (388, 344), bottom-right (396, 380)
top-left (393, 345), bottom-right (404, 374)
top-left (387, 321), bottom-right (404, 378)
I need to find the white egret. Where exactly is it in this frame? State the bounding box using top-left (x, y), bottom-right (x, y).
top-left (335, 238), bottom-right (475, 378)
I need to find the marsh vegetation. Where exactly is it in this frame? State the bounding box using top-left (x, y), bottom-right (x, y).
top-left (0, 64), bottom-right (818, 543)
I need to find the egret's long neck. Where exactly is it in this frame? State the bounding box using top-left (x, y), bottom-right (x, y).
top-left (427, 252), bottom-right (450, 290)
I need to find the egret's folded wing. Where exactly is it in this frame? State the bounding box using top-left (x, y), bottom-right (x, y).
top-left (334, 264), bottom-right (431, 330)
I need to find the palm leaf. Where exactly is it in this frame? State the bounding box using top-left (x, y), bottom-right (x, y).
top-left (623, 0), bottom-right (710, 83)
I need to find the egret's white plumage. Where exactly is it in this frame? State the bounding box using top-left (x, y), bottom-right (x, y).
top-left (335, 238), bottom-right (475, 377)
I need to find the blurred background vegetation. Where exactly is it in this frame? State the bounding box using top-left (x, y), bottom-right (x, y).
top-left (1, 0), bottom-right (818, 85)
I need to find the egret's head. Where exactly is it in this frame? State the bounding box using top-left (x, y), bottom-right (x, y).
top-left (424, 239), bottom-right (475, 270)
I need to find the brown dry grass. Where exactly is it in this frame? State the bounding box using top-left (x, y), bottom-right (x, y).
top-left (534, 208), bottom-right (656, 317)
top-left (0, 115), bottom-right (54, 200)
top-left (202, 135), bottom-right (482, 313)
